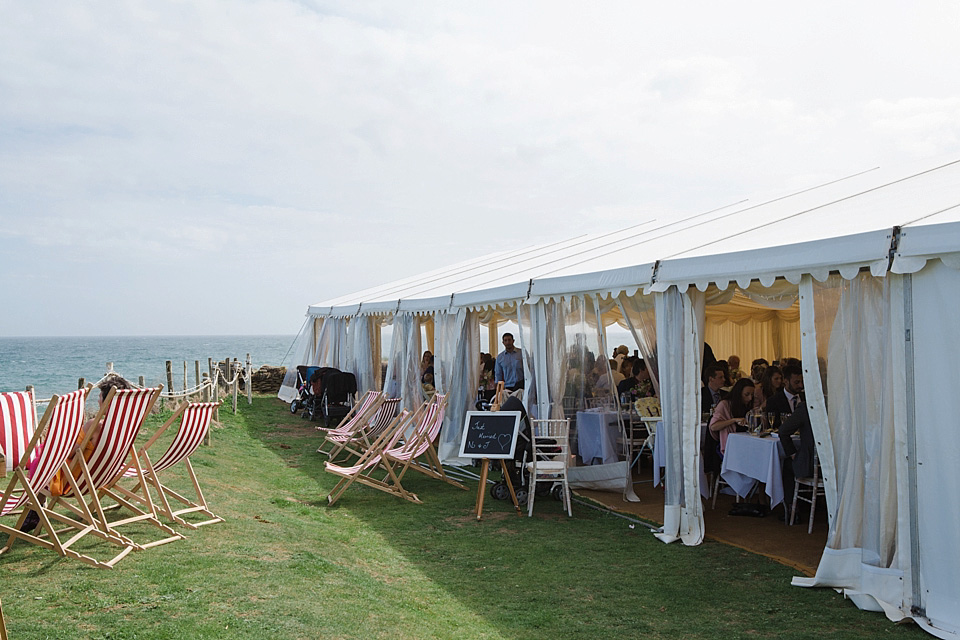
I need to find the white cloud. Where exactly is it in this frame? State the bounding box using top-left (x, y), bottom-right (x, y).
top-left (2, 0), bottom-right (960, 335)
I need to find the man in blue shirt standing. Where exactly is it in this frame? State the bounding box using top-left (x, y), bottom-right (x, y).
top-left (494, 332), bottom-right (524, 392)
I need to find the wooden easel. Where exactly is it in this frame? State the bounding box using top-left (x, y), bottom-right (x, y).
top-left (473, 457), bottom-right (523, 520)
top-left (489, 381), bottom-right (505, 412)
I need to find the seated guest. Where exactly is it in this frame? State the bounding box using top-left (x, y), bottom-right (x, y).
top-left (755, 365), bottom-right (782, 411)
top-left (766, 363), bottom-right (804, 429)
top-left (707, 378), bottom-right (755, 454)
top-left (594, 358), bottom-right (623, 394)
top-left (716, 360), bottom-right (732, 388)
top-left (617, 359), bottom-right (655, 399)
top-left (778, 403), bottom-right (816, 520)
top-left (750, 358), bottom-right (769, 383)
top-left (478, 353), bottom-right (496, 400)
top-left (701, 364), bottom-right (727, 415)
top-left (727, 355), bottom-right (743, 383)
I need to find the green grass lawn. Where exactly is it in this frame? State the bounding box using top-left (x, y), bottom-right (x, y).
top-left (0, 397), bottom-right (926, 639)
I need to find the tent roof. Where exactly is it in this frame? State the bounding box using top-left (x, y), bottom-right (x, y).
top-left (308, 158), bottom-right (960, 317)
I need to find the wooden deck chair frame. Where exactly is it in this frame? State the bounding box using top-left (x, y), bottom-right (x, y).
top-left (315, 392), bottom-right (388, 457)
top-left (0, 593), bottom-right (6, 640)
top-left (380, 394), bottom-right (467, 503)
top-left (321, 397), bottom-right (400, 463)
top-left (46, 386), bottom-right (184, 552)
top-left (325, 409), bottom-right (414, 505)
top-left (326, 395), bottom-right (465, 505)
top-left (315, 390), bottom-right (382, 433)
top-left (1, 388), bottom-right (136, 569)
top-left (111, 401), bottom-right (224, 529)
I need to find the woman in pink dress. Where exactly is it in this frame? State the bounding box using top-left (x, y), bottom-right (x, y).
top-left (708, 378), bottom-right (755, 455)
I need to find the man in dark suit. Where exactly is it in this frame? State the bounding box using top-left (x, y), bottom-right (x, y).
top-left (701, 364), bottom-right (726, 416)
top-left (779, 403), bottom-right (817, 521)
top-left (766, 363), bottom-right (804, 429)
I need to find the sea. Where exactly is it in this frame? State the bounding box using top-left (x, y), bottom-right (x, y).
top-left (0, 335), bottom-right (296, 402)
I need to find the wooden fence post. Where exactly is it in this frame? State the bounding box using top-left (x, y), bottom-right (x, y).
top-left (183, 360), bottom-right (187, 393)
top-left (246, 353), bottom-right (253, 405)
top-left (194, 361), bottom-right (201, 397)
top-left (165, 361), bottom-right (174, 409)
top-left (78, 377), bottom-right (85, 390)
top-left (138, 375), bottom-right (145, 388)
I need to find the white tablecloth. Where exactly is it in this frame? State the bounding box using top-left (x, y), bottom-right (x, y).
top-left (576, 410), bottom-right (621, 465)
top-left (652, 421), bottom-right (710, 499)
top-left (720, 432), bottom-right (789, 507)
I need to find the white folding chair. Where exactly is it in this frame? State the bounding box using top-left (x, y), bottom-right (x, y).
top-left (525, 419), bottom-right (572, 517)
top-left (790, 457), bottom-right (825, 533)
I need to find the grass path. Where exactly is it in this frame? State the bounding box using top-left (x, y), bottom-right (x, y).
top-left (0, 397), bottom-right (924, 639)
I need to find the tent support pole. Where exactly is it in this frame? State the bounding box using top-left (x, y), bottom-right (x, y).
top-left (902, 273), bottom-right (924, 617)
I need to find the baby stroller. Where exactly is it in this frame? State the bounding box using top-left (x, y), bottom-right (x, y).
top-left (289, 365), bottom-right (321, 415)
top-left (302, 367), bottom-right (358, 426)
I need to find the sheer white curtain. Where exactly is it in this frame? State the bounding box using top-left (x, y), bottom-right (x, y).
top-left (617, 291), bottom-right (659, 394)
top-left (515, 302), bottom-right (540, 419)
top-left (344, 315), bottom-right (380, 394)
top-left (436, 308), bottom-right (480, 464)
top-left (796, 272), bottom-right (908, 620)
top-left (383, 312), bottom-right (424, 412)
top-left (315, 317), bottom-right (349, 370)
top-left (278, 317), bottom-right (322, 402)
top-left (654, 286), bottom-right (705, 545)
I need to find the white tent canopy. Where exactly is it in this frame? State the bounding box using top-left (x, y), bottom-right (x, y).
top-left (285, 158), bottom-right (960, 639)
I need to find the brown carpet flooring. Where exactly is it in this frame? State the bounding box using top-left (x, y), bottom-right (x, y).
top-left (575, 472), bottom-right (828, 576)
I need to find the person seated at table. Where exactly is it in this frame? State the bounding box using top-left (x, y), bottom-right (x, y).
top-left (594, 358), bottom-right (623, 394)
top-left (727, 354), bottom-right (743, 383)
top-left (766, 363), bottom-right (804, 429)
top-left (750, 358), bottom-right (769, 384)
top-left (478, 353), bottom-right (496, 401)
top-left (755, 365), bottom-right (782, 411)
top-left (707, 378), bottom-right (755, 455)
top-left (716, 360), bottom-right (732, 388)
top-left (701, 364), bottom-right (727, 416)
top-left (617, 359), bottom-right (654, 399)
top-left (778, 402), bottom-right (816, 521)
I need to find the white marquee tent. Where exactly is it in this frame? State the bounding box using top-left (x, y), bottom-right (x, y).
top-left (281, 158), bottom-right (960, 638)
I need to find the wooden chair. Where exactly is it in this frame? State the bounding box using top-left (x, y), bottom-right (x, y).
top-left (320, 397), bottom-right (400, 462)
top-left (47, 386), bottom-right (184, 553)
top-left (1, 388), bottom-right (135, 568)
top-left (525, 419), bottom-right (572, 517)
top-left (315, 390), bottom-right (382, 433)
top-left (1, 390), bottom-right (38, 480)
top-left (113, 401), bottom-right (224, 529)
top-left (324, 410), bottom-right (412, 505)
top-left (325, 395), bottom-right (463, 505)
top-left (0, 593), bottom-right (7, 640)
top-left (790, 457), bottom-right (825, 533)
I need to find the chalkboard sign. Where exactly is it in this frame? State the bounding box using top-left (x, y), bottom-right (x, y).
top-left (458, 411), bottom-right (522, 459)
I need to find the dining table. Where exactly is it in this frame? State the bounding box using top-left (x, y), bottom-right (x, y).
top-left (720, 431), bottom-right (794, 508)
top-left (652, 421), bottom-right (710, 499)
top-left (575, 409), bottom-right (622, 465)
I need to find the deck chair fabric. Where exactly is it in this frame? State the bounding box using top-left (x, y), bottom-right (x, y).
top-left (315, 390), bottom-right (382, 433)
top-left (1, 391), bottom-right (38, 477)
top-left (324, 410), bottom-right (413, 505)
top-left (0, 388), bottom-right (134, 568)
top-left (50, 386), bottom-right (184, 552)
top-left (321, 396), bottom-right (401, 461)
top-left (325, 394), bottom-right (465, 505)
top-left (115, 401), bottom-right (223, 529)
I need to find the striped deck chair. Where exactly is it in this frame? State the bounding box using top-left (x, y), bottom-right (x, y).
top-left (320, 396), bottom-right (401, 462)
top-left (324, 409), bottom-right (414, 505)
top-left (0, 388), bottom-right (134, 568)
top-left (113, 401), bottom-right (224, 529)
top-left (48, 386), bottom-right (184, 551)
top-left (1, 390), bottom-right (38, 480)
top-left (315, 390), bottom-right (382, 433)
top-left (326, 395), bottom-right (464, 504)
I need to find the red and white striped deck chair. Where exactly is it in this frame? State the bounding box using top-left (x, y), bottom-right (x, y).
top-left (324, 409), bottom-right (414, 505)
top-left (0, 388), bottom-right (134, 568)
top-left (326, 395), bottom-right (464, 504)
top-left (320, 396), bottom-right (401, 462)
top-left (50, 386), bottom-right (184, 551)
top-left (315, 390), bottom-right (383, 434)
top-left (1, 390), bottom-right (38, 480)
top-left (113, 401), bottom-right (224, 529)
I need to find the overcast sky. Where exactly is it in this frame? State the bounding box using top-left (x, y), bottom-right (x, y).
top-left (2, 1), bottom-right (959, 336)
